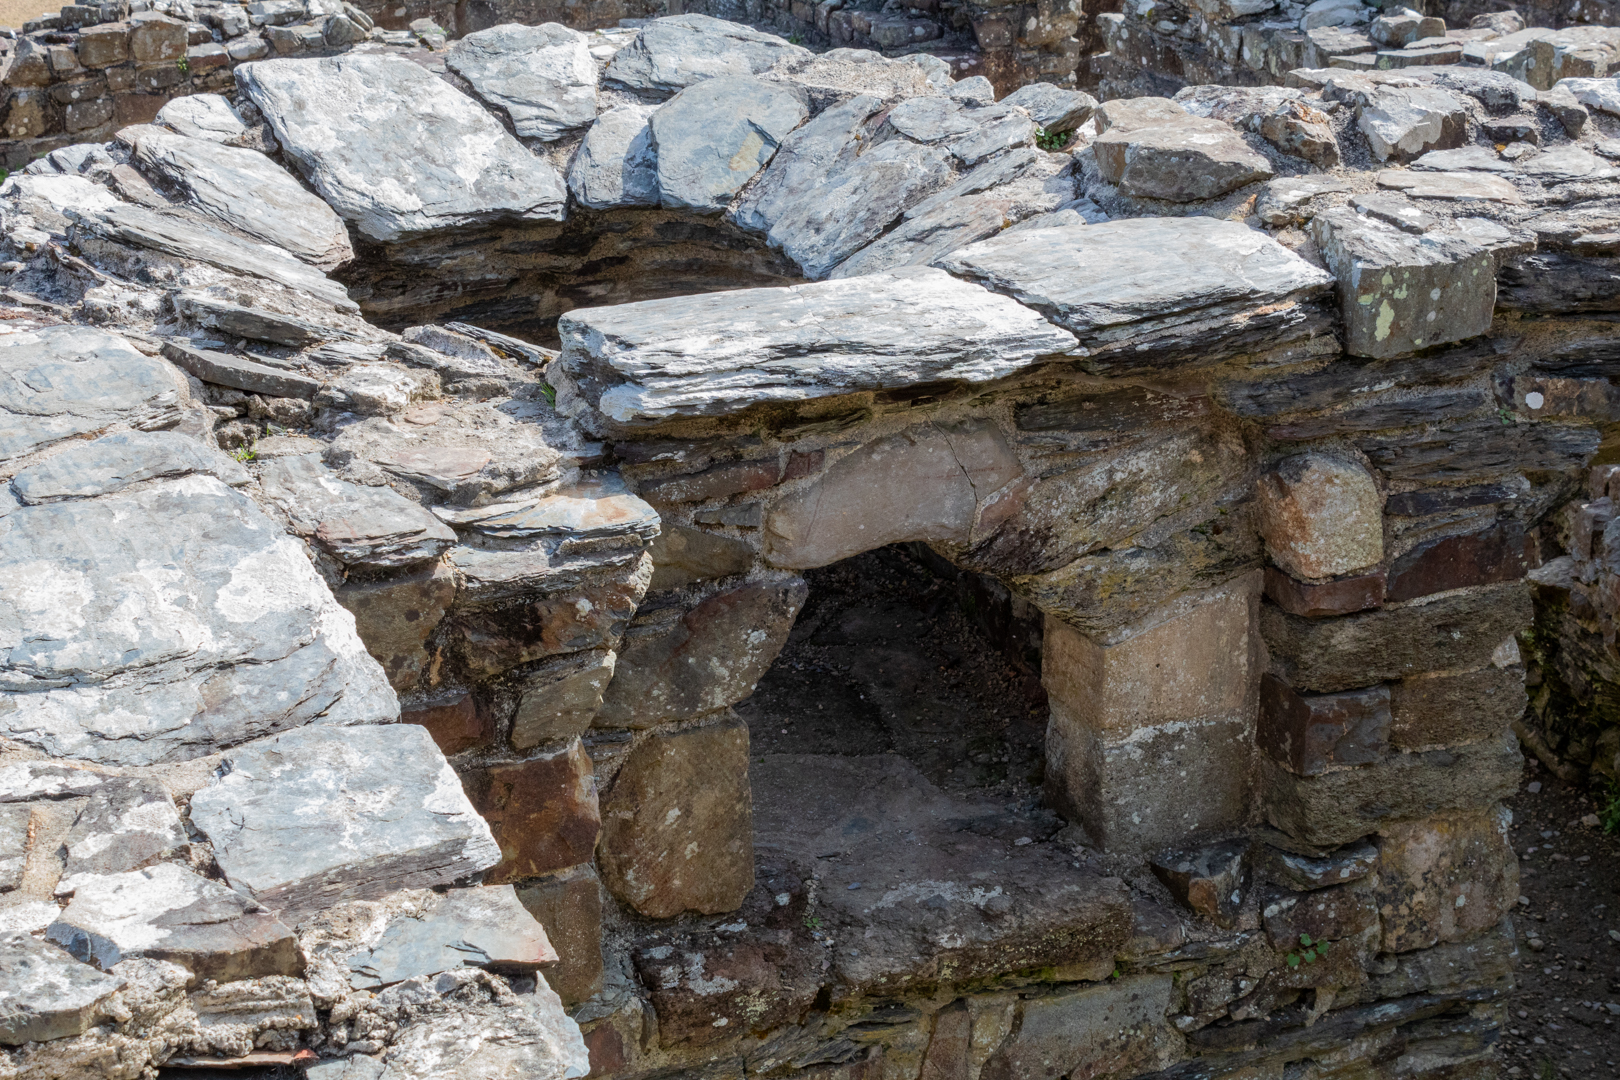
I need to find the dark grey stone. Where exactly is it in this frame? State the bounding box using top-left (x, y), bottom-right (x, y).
top-left (56, 777), bottom-right (188, 895)
top-left (256, 453), bottom-right (456, 569)
top-left (1001, 82), bottom-right (1098, 131)
top-left (347, 885), bottom-right (556, 988)
top-left (650, 75), bottom-right (808, 212)
top-left (566, 103), bottom-right (658, 210)
top-left (161, 339), bottom-right (320, 398)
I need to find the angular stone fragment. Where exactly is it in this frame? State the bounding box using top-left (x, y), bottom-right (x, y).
top-left (1095, 96), bottom-right (1190, 132)
top-left (604, 13), bottom-right (809, 94)
top-left (432, 474), bottom-right (658, 544)
top-left (55, 778), bottom-right (186, 895)
top-left (1262, 581), bottom-right (1533, 693)
top-left (1261, 733), bottom-right (1522, 846)
top-left (1259, 675), bottom-right (1391, 776)
top-left (980, 977), bottom-right (1181, 1080)
top-left (238, 54), bottom-right (568, 242)
top-left (465, 739), bottom-right (601, 884)
top-left (649, 75), bottom-right (807, 212)
top-left (0, 763), bottom-right (115, 802)
top-left (446, 23), bottom-right (598, 141)
top-left (1252, 837), bottom-right (1377, 891)
top-left (511, 651), bottom-right (617, 748)
top-left (1354, 84), bottom-right (1469, 161)
top-left (47, 863), bottom-right (301, 984)
top-left (0, 804), bottom-right (27, 892)
top-left (157, 93), bottom-right (248, 142)
top-left (174, 291), bottom-right (338, 348)
top-left (1384, 520), bottom-right (1532, 602)
top-left (1, 475), bottom-right (397, 767)
top-left (1150, 839), bottom-right (1247, 927)
top-left (1389, 662), bottom-right (1526, 750)
top-left (126, 125), bottom-right (353, 269)
top-left (1373, 806), bottom-right (1517, 952)
top-left (598, 714), bottom-right (754, 918)
top-left (1263, 567), bottom-right (1386, 618)
top-left (764, 423), bottom-right (1021, 569)
top-left (1001, 82), bottom-right (1097, 131)
top-left (566, 103), bottom-right (658, 210)
top-left (403, 691), bottom-right (492, 757)
top-left (935, 218), bottom-right (1333, 369)
top-left (595, 578), bottom-right (807, 726)
top-left (1094, 116), bottom-right (1274, 202)
top-left (557, 268), bottom-right (1076, 429)
top-left (0, 932), bottom-right (124, 1045)
top-left (647, 525), bottom-right (755, 590)
top-left (317, 362), bottom-right (434, 417)
top-left (516, 864), bottom-right (604, 1005)
top-left (1377, 169), bottom-right (1521, 201)
top-left (326, 406), bottom-right (561, 504)
top-left (1310, 208), bottom-right (1497, 359)
top-left (348, 885), bottom-right (557, 988)
top-left (335, 560), bottom-right (457, 692)
top-left (162, 339), bottom-right (320, 399)
top-left (189, 724), bottom-right (501, 917)
top-left (10, 430), bottom-right (247, 503)
top-left (0, 325), bottom-right (187, 467)
top-left (257, 454), bottom-right (457, 570)
top-left (1260, 882), bottom-right (1377, 948)
top-left (1256, 455), bottom-right (1383, 580)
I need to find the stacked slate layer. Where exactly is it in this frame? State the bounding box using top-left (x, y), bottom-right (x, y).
top-left (3, 12), bottom-right (1619, 1080)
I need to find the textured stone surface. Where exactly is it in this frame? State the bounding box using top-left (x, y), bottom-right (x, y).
top-left (47, 863), bottom-right (301, 984)
top-left (189, 724), bottom-right (500, 916)
top-left (511, 651), bottom-right (617, 748)
top-left (598, 714), bottom-right (754, 918)
top-left (1389, 662), bottom-right (1526, 750)
top-left (1001, 82), bottom-right (1097, 130)
top-left (1252, 837), bottom-right (1378, 891)
top-left (258, 453), bottom-right (457, 570)
top-left (162, 340), bottom-right (320, 399)
top-left (157, 93), bottom-right (248, 142)
top-left (55, 777), bottom-right (186, 896)
top-left (1093, 116), bottom-right (1274, 201)
top-left (1373, 806), bottom-right (1518, 952)
top-left (604, 13), bottom-right (809, 94)
top-left (335, 560), bottom-right (457, 692)
top-left (0, 475), bottom-right (397, 766)
top-left (557, 268), bottom-right (1076, 428)
top-left (347, 885), bottom-right (557, 988)
top-left (0, 931), bottom-right (124, 1045)
top-left (1384, 520), bottom-right (1533, 602)
top-left (9, 429), bottom-right (247, 503)
top-left (1354, 84), bottom-right (1470, 161)
top-left (565, 103), bottom-right (658, 210)
top-left (446, 23), bottom-right (598, 141)
top-left (1258, 675), bottom-right (1391, 775)
top-left (1263, 567), bottom-right (1386, 618)
top-left (1256, 455), bottom-right (1384, 580)
top-left (238, 54), bottom-right (568, 242)
top-left (1150, 839), bottom-right (1248, 927)
top-left (1260, 882), bottom-right (1378, 948)
top-left (979, 976), bottom-right (1181, 1080)
top-left (650, 75), bottom-right (807, 212)
top-left (127, 125), bottom-right (353, 269)
top-left (516, 864), bottom-right (604, 1006)
top-left (465, 739), bottom-right (601, 884)
top-left (646, 524), bottom-right (755, 590)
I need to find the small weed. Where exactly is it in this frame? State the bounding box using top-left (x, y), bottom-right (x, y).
top-left (538, 381), bottom-right (557, 407)
top-left (1600, 778), bottom-right (1620, 834)
top-left (1286, 933), bottom-right (1329, 967)
top-left (787, 31), bottom-right (804, 44)
top-left (803, 914), bottom-right (822, 930)
top-left (1498, 405), bottom-right (1517, 425)
top-left (176, 57), bottom-right (189, 74)
top-left (1537, 1057), bottom-right (1557, 1080)
top-left (0, 168), bottom-right (8, 184)
top-left (1035, 126), bottom-right (1075, 152)
top-left (230, 444), bottom-right (256, 463)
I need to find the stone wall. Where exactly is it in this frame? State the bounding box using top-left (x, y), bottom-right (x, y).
top-left (8, 11), bottom-right (1620, 1080)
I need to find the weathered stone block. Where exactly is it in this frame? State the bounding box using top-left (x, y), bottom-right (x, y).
top-left (766, 423), bottom-right (1022, 569)
top-left (1373, 806), bottom-right (1518, 952)
top-left (1252, 836), bottom-right (1377, 891)
top-left (63, 95), bottom-right (114, 132)
top-left (1258, 675), bottom-right (1391, 776)
top-left (1264, 566), bottom-right (1385, 617)
top-left (1260, 733), bottom-right (1522, 846)
top-left (1150, 839), bottom-right (1248, 927)
top-left (465, 739), bottom-right (601, 885)
top-left (651, 75), bottom-right (807, 212)
top-left (1260, 882), bottom-right (1378, 949)
top-left (516, 864), bottom-right (604, 1006)
top-left (128, 11), bottom-right (186, 62)
top-left (1389, 662), bottom-right (1526, 750)
top-left (979, 976), bottom-right (1182, 1080)
top-left (594, 578), bottom-right (807, 727)
top-left (646, 524), bottom-right (754, 590)
top-left (0, 931), bottom-right (124, 1045)
top-left (56, 778), bottom-right (186, 895)
top-left (402, 690), bottom-right (494, 757)
top-left (1093, 116), bottom-right (1274, 202)
top-left (641, 459), bottom-right (783, 504)
top-left (336, 560), bottom-right (456, 692)
top-left (512, 651), bottom-right (617, 749)
top-left (1262, 582), bottom-right (1533, 693)
top-left (1256, 455), bottom-right (1383, 580)
top-left (77, 22), bottom-right (130, 67)
top-left (346, 885), bottom-right (556, 989)
top-left (599, 714), bottom-right (754, 918)
top-left (1384, 521), bottom-right (1533, 602)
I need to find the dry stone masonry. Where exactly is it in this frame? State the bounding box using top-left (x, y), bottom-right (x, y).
top-left (0, 10), bottom-right (1616, 1080)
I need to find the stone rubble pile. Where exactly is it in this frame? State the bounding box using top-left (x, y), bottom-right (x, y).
top-left (0, 10), bottom-right (1615, 1080)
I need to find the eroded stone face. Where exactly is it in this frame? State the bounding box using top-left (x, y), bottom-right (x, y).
top-left (1256, 455), bottom-right (1383, 580)
top-left (446, 23), bottom-right (599, 141)
top-left (1373, 805), bottom-right (1519, 952)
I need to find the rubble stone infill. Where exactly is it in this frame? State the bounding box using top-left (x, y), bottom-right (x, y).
top-left (1, 11), bottom-right (1616, 1080)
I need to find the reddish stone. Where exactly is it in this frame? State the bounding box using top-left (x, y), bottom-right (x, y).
top-left (639, 458), bottom-right (783, 504)
top-left (402, 690), bottom-right (492, 757)
top-left (1149, 839), bottom-right (1247, 928)
top-left (919, 1000), bottom-right (971, 1080)
top-left (783, 449), bottom-right (824, 481)
top-left (335, 559), bottom-right (456, 692)
top-left (1389, 664), bottom-right (1526, 751)
top-left (1263, 566), bottom-right (1385, 618)
top-left (1384, 521), bottom-right (1534, 602)
top-left (516, 863), bottom-right (604, 1006)
top-left (1259, 883), bottom-right (1378, 950)
top-left (584, 1025), bottom-right (624, 1078)
top-left (465, 739), bottom-right (601, 885)
top-left (1258, 674), bottom-right (1390, 776)
top-left (1373, 807), bottom-right (1518, 953)
top-left (113, 91), bottom-right (164, 126)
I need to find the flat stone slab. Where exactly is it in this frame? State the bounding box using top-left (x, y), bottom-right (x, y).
top-left (0, 474), bottom-right (397, 766)
top-left (0, 931), bottom-right (124, 1045)
top-left (257, 453), bottom-right (457, 569)
top-left (46, 863), bottom-right (302, 984)
top-left (0, 326), bottom-right (187, 468)
top-left (650, 75), bottom-right (807, 212)
top-left (555, 266), bottom-right (1078, 428)
top-left (56, 777), bottom-right (188, 896)
top-left (446, 23), bottom-right (598, 141)
top-left (934, 217), bottom-right (1334, 366)
top-left (346, 885), bottom-right (557, 988)
top-left (238, 54), bottom-right (568, 243)
top-left (127, 125), bottom-right (353, 269)
top-left (188, 724), bottom-right (501, 918)
top-left (162, 339), bottom-right (321, 399)
top-left (10, 430), bottom-right (249, 503)
top-left (433, 473), bottom-right (659, 542)
top-left (1001, 82), bottom-right (1097, 131)
top-left (1376, 169), bottom-right (1522, 201)
top-left (325, 403), bottom-right (562, 503)
top-left (604, 13), bottom-right (809, 94)
top-left (156, 93), bottom-right (248, 142)
top-left (1093, 117), bottom-right (1274, 202)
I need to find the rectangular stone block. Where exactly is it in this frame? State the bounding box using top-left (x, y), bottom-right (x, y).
top-left (1261, 581), bottom-right (1533, 693)
top-left (1373, 806), bottom-right (1518, 953)
top-left (401, 689), bottom-right (493, 757)
top-left (1263, 566), bottom-right (1385, 617)
top-left (1384, 520), bottom-right (1534, 602)
top-left (1260, 882), bottom-right (1378, 949)
top-left (1389, 663), bottom-right (1527, 750)
top-left (1260, 733), bottom-right (1522, 847)
top-left (464, 739), bottom-right (602, 885)
top-left (335, 559), bottom-right (455, 692)
top-left (77, 22), bottom-right (130, 67)
top-left (980, 976), bottom-right (1182, 1080)
top-left (516, 863), bottom-right (604, 1006)
top-left (511, 650), bottom-right (616, 749)
top-left (1258, 674), bottom-right (1390, 776)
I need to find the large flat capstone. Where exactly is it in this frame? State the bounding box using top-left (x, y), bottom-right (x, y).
top-left (188, 723), bottom-right (501, 917)
top-left (603, 13), bottom-right (809, 94)
top-left (237, 54), bottom-right (568, 242)
top-left (0, 932), bottom-right (124, 1045)
top-left (556, 266), bottom-right (1077, 428)
top-left (445, 23), bottom-right (599, 142)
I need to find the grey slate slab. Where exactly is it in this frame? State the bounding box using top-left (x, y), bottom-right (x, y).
top-left (347, 885), bottom-right (557, 988)
top-left (0, 932), bottom-right (124, 1045)
top-left (256, 453), bottom-right (456, 569)
top-left (604, 13), bottom-right (809, 94)
top-left (10, 430), bottom-right (249, 503)
top-left (55, 777), bottom-right (188, 895)
top-left (446, 23), bottom-right (599, 141)
top-left (566, 103), bottom-right (659, 210)
top-left (650, 76), bottom-right (808, 212)
top-left (161, 339), bottom-right (321, 398)
top-left (0, 803), bottom-right (28, 892)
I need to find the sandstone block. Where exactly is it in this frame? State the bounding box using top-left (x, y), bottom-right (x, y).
top-left (599, 714), bottom-right (754, 918)
top-left (979, 976), bottom-right (1182, 1080)
top-left (78, 22), bottom-right (130, 67)
top-left (465, 739), bottom-right (601, 885)
top-left (595, 578), bottom-right (806, 727)
top-left (1093, 116), bottom-right (1274, 202)
top-left (1149, 839), bottom-right (1248, 928)
top-left (1389, 662), bottom-right (1526, 750)
top-left (0, 931), bottom-right (124, 1045)
top-left (1262, 582), bottom-right (1533, 693)
top-left (1260, 882), bottom-right (1377, 949)
top-left (646, 524), bottom-right (755, 590)
top-left (511, 651), bottom-right (617, 749)
top-left (1258, 675), bottom-right (1391, 776)
top-left (128, 11), bottom-right (185, 62)
top-left (1260, 733), bottom-right (1522, 846)
top-left (1373, 806), bottom-right (1518, 952)
top-left (1256, 455), bottom-right (1383, 580)
top-left (1384, 520), bottom-right (1533, 602)
top-left (402, 690), bottom-right (493, 757)
top-left (1263, 566), bottom-right (1386, 617)
top-left (335, 559), bottom-right (456, 692)
top-left (765, 423), bottom-right (1022, 569)
top-left (651, 75), bottom-right (807, 212)
top-left (516, 864), bottom-right (604, 1005)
